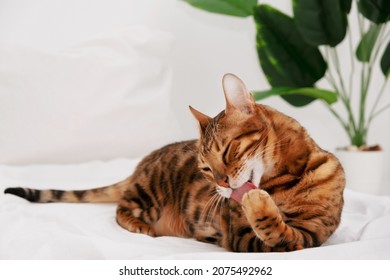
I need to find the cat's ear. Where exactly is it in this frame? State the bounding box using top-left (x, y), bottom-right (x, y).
top-left (189, 105), bottom-right (212, 134)
top-left (222, 73), bottom-right (255, 114)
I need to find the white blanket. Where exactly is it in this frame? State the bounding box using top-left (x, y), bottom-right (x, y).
top-left (1, 158), bottom-right (389, 259)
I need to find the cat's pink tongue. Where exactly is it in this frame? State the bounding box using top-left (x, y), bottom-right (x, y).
top-left (231, 182), bottom-right (257, 203)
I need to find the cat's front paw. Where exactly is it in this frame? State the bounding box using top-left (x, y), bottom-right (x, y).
top-left (241, 189), bottom-right (269, 207)
top-left (241, 189), bottom-right (278, 221)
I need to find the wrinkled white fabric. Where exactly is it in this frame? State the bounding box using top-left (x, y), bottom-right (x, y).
top-left (1, 158), bottom-right (389, 259)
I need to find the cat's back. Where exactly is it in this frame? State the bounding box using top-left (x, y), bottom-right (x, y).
top-left (135, 139), bottom-right (199, 170)
top-left (124, 140), bottom-right (201, 202)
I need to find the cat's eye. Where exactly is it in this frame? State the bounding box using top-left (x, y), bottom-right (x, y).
top-left (201, 167), bottom-right (212, 172)
top-left (222, 140), bottom-right (240, 165)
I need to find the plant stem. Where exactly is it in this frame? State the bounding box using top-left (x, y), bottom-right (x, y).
top-left (331, 48), bottom-right (349, 100)
top-left (323, 48), bottom-right (340, 91)
top-left (367, 26), bottom-right (390, 127)
top-left (322, 43), bottom-right (361, 145)
top-left (326, 47), bottom-right (358, 142)
top-left (358, 62), bottom-right (369, 144)
top-left (356, 13), bottom-right (372, 146)
top-left (382, 29), bottom-right (390, 46)
top-left (369, 79), bottom-right (388, 118)
top-left (365, 26), bottom-right (388, 129)
top-left (325, 104), bottom-right (352, 139)
top-left (347, 24), bottom-right (355, 100)
top-left (367, 79), bottom-right (389, 128)
top-left (372, 103), bottom-right (390, 118)
top-left (358, 23), bottom-right (387, 145)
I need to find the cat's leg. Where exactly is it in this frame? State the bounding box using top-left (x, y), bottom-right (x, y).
top-left (116, 195), bottom-right (158, 237)
top-left (241, 189), bottom-right (307, 251)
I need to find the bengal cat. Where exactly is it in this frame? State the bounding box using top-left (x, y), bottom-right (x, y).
top-left (4, 74), bottom-right (345, 252)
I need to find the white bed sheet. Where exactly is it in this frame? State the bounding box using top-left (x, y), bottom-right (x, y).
top-left (1, 158), bottom-right (389, 260)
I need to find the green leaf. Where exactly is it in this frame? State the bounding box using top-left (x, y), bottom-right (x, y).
top-left (254, 4), bottom-right (327, 106)
top-left (358, 0), bottom-right (390, 24)
top-left (356, 24), bottom-right (382, 62)
top-left (381, 40), bottom-right (390, 77)
top-left (252, 87), bottom-right (338, 106)
top-left (341, 0), bottom-right (353, 13)
top-left (293, 0), bottom-right (348, 47)
top-left (181, 0), bottom-right (257, 17)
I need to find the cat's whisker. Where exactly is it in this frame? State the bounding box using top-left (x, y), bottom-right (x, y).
top-left (182, 143), bottom-right (199, 154)
top-left (263, 134), bottom-right (291, 151)
top-left (204, 189), bottom-right (227, 224)
top-left (208, 193), bottom-right (223, 223)
top-left (200, 192), bottom-right (219, 223)
top-left (219, 197), bottom-right (227, 226)
top-left (248, 135), bottom-right (291, 162)
top-left (211, 195), bottom-right (223, 223)
top-left (200, 192), bottom-right (216, 220)
top-left (255, 136), bottom-right (289, 157)
top-left (209, 191), bottom-right (224, 221)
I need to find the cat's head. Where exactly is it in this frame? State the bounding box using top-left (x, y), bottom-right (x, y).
top-left (190, 73), bottom-right (271, 198)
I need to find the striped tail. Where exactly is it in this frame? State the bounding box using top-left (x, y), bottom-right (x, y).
top-left (4, 180), bottom-right (129, 203)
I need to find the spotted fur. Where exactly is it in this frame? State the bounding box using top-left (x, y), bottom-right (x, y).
top-left (4, 74), bottom-right (345, 252)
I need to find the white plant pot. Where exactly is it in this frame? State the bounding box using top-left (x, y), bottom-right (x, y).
top-left (335, 150), bottom-right (385, 195)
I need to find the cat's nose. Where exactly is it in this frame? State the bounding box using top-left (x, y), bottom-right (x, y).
top-left (216, 173), bottom-right (229, 188)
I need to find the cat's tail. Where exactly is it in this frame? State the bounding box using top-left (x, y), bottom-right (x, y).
top-left (3, 179), bottom-right (129, 203)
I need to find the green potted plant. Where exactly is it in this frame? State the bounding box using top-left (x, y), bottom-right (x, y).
top-left (182, 0), bottom-right (389, 194)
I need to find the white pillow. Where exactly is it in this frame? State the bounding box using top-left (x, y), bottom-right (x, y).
top-left (0, 27), bottom-right (181, 164)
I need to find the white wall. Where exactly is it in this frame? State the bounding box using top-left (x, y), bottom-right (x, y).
top-left (0, 0), bottom-right (389, 184)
